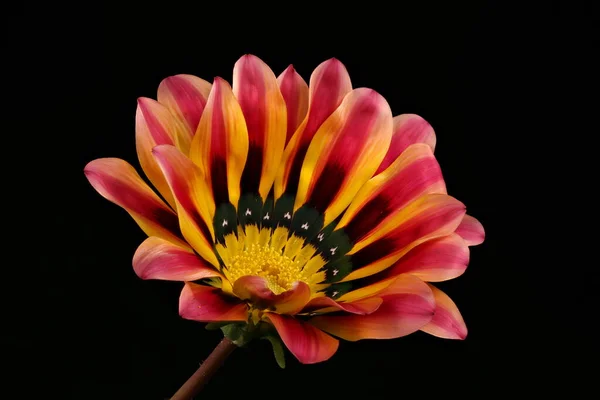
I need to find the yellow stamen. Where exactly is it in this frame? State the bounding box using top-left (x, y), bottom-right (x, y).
top-left (227, 241), bottom-right (309, 294)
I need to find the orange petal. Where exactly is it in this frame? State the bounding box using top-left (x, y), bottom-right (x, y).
top-left (421, 284), bottom-right (468, 339)
top-left (233, 54), bottom-right (287, 201)
top-left (274, 58), bottom-right (352, 198)
top-left (133, 237), bottom-right (221, 281)
top-left (84, 158), bottom-right (185, 247)
top-left (277, 65), bottom-right (309, 145)
top-left (266, 313), bottom-right (339, 364)
top-left (310, 274), bottom-right (434, 341)
top-left (157, 74), bottom-right (212, 137)
top-left (135, 97), bottom-right (190, 207)
top-left (232, 276), bottom-right (311, 315)
top-left (343, 194), bottom-right (466, 281)
top-left (302, 296), bottom-right (383, 315)
top-left (337, 143), bottom-right (446, 242)
top-left (189, 77), bottom-right (249, 207)
top-left (383, 233), bottom-right (470, 282)
top-left (455, 214), bottom-right (485, 246)
top-left (294, 88), bottom-right (393, 226)
top-left (179, 282), bottom-right (248, 322)
top-left (152, 145), bottom-right (219, 267)
top-left (375, 114), bottom-right (437, 174)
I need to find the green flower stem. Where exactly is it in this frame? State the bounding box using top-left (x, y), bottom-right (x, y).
top-left (171, 337), bottom-right (237, 399)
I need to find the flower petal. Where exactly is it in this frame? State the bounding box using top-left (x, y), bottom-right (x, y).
top-left (310, 274), bottom-right (434, 341)
top-left (189, 77), bottom-right (249, 207)
top-left (232, 276), bottom-right (311, 315)
top-left (302, 296), bottom-right (383, 315)
top-left (84, 158), bottom-right (185, 247)
top-left (383, 233), bottom-right (469, 282)
top-left (375, 114), bottom-right (437, 174)
top-left (421, 284), bottom-right (468, 339)
top-left (157, 74), bottom-right (212, 137)
top-left (343, 194), bottom-right (466, 281)
top-left (275, 58), bottom-right (352, 198)
top-left (233, 54), bottom-right (287, 201)
top-left (266, 313), bottom-right (339, 364)
top-left (455, 214), bottom-right (485, 246)
top-left (152, 145), bottom-right (219, 267)
top-left (337, 143), bottom-right (446, 242)
top-left (294, 88), bottom-right (393, 226)
top-left (277, 65), bottom-right (309, 145)
top-left (133, 236), bottom-right (221, 281)
top-left (136, 98), bottom-right (191, 207)
top-left (179, 282), bottom-right (248, 322)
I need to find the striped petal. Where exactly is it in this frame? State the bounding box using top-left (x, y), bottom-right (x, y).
top-left (294, 88), bottom-right (393, 226)
top-left (84, 158), bottom-right (185, 247)
top-left (375, 114), bottom-right (437, 175)
top-left (277, 65), bottom-right (309, 145)
top-left (233, 54), bottom-right (287, 200)
top-left (338, 143), bottom-right (446, 243)
top-left (302, 296), bottom-right (383, 315)
top-left (133, 236), bottom-right (221, 281)
top-left (383, 234), bottom-right (469, 282)
top-left (266, 313), bottom-right (339, 364)
top-left (189, 77), bottom-right (249, 207)
top-left (136, 97), bottom-right (190, 207)
top-left (179, 282), bottom-right (248, 322)
top-left (344, 194), bottom-right (466, 281)
top-left (310, 274), bottom-right (434, 341)
top-left (421, 284), bottom-right (468, 339)
top-left (275, 58), bottom-right (352, 198)
top-left (455, 214), bottom-right (485, 246)
top-left (152, 145), bottom-right (219, 267)
top-left (232, 276), bottom-right (310, 315)
top-left (157, 74), bottom-right (212, 138)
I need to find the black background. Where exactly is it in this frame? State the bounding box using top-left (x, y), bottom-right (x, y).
top-left (7, 2), bottom-right (595, 399)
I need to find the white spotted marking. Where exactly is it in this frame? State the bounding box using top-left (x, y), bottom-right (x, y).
top-left (301, 222), bottom-right (309, 230)
top-left (263, 212), bottom-right (270, 220)
top-left (317, 233), bottom-right (325, 241)
top-left (332, 291), bottom-right (338, 297)
top-left (330, 246), bottom-right (338, 255)
top-left (245, 208), bottom-right (252, 216)
top-left (333, 269), bottom-right (339, 276)
top-left (222, 219), bottom-right (228, 227)
top-left (284, 212), bottom-right (292, 220)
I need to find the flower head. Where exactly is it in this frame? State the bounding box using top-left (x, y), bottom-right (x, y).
top-left (84, 55), bottom-right (485, 365)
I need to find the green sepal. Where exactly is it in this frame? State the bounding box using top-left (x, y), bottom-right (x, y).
top-left (262, 335), bottom-right (286, 369)
top-left (204, 321), bottom-right (231, 331)
top-left (220, 323), bottom-right (247, 344)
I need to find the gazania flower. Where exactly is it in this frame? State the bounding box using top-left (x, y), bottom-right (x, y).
top-left (84, 54), bottom-right (484, 365)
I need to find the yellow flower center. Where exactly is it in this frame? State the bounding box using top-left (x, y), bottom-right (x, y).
top-left (227, 243), bottom-right (306, 295)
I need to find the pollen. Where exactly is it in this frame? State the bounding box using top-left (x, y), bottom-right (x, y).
top-left (226, 242), bottom-right (309, 294)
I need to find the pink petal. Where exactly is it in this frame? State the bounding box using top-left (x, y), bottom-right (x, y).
top-left (232, 276), bottom-right (311, 315)
top-left (84, 158), bottom-right (185, 247)
top-left (179, 282), bottom-right (248, 322)
top-left (266, 313), bottom-right (339, 364)
top-left (376, 114), bottom-right (436, 174)
top-left (133, 237), bottom-right (221, 281)
top-left (277, 65), bottom-right (309, 145)
top-left (421, 284), bottom-right (468, 339)
top-left (310, 274), bottom-right (434, 341)
top-left (455, 214), bottom-right (485, 246)
top-left (383, 233), bottom-right (470, 282)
